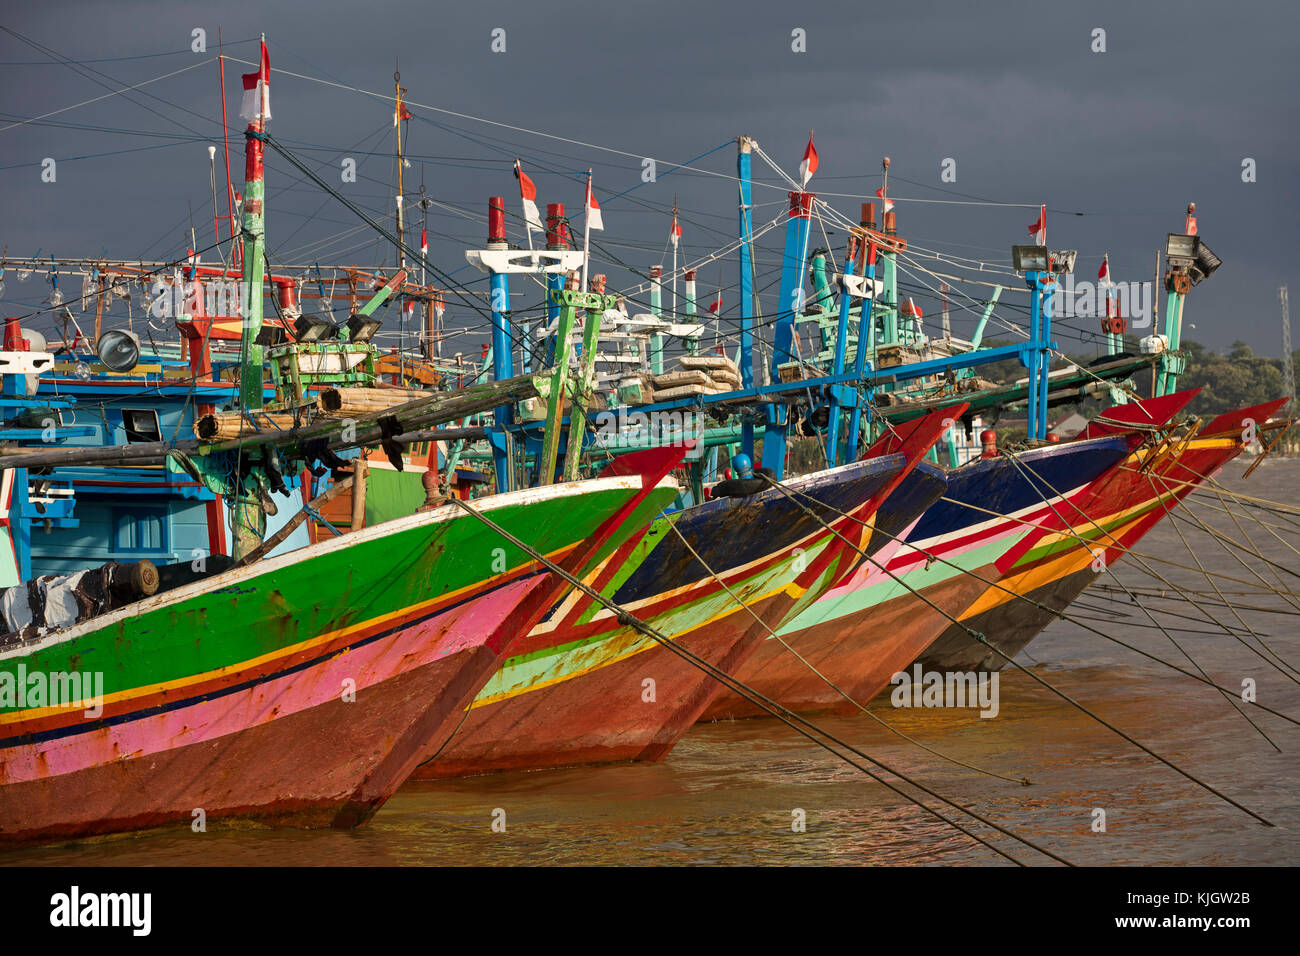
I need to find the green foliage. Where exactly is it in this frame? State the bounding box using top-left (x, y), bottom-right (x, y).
top-left (984, 337), bottom-right (1295, 419)
top-left (1177, 340), bottom-right (1293, 416)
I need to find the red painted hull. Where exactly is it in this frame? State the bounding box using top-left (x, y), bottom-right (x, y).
top-left (1, 623), bottom-right (509, 845)
top-left (417, 438), bottom-right (955, 779)
top-left (701, 565), bottom-right (996, 720)
top-left (422, 590), bottom-right (796, 776)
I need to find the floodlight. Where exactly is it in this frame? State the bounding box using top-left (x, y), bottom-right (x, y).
top-left (1050, 249), bottom-right (1078, 274)
top-left (346, 312), bottom-right (383, 343)
top-left (293, 314), bottom-right (338, 342)
top-left (1012, 245), bottom-right (1050, 272)
top-left (255, 325), bottom-right (288, 347)
top-left (96, 329), bottom-right (140, 372)
top-left (1191, 239), bottom-right (1222, 284)
top-left (1165, 233), bottom-right (1197, 267)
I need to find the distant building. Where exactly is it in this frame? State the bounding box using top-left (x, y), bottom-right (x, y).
top-left (1048, 412), bottom-right (1089, 440)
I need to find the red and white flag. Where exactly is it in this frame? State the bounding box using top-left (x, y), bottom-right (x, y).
top-left (875, 186), bottom-right (894, 214)
top-left (1099, 254), bottom-right (1117, 317)
top-left (513, 159), bottom-right (542, 233)
top-left (394, 102), bottom-right (412, 127)
top-left (239, 40), bottom-right (271, 124)
top-left (1186, 212), bottom-right (1198, 236)
top-left (670, 207), bottom-right (682, 246)
top-left (420, 227), bottom-right (428, 259)
top-left (1028, 204), bottom-right (1046, 245)
top-left (708, 290), bottom-right (722, 314)
top-left (799, 132), bottom-right (818, 188)
top-left (585, 173), bottom-right (604, 231)
top-left (1097, 254), bottom-right (1118, 287)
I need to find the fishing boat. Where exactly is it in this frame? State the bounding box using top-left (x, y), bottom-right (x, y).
top-left (414, 418), bottom-right (949, 778)
top-left (699, 389), bottom-right (1199, 716)
top-left (0, 448), bottom-right (680, 844)
top-left (0, 40), bottom-right (687, 843)
top-left (698, 193), bottom-right (1288, 712)
top-left (911, 210), bottom-right (1288, 671)
top-left (917, 395), bottom-right (1290, 671)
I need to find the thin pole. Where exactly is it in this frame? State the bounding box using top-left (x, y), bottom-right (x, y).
top-left (217, 33), bottom-right (237, 268)
top-left (580, 169), bottom-right (593, 292)
top-left (394, 70), bottom-right (406, 269)
top-left (208, 146), bottom-right (225, 269)
top-left (671, 195), bottom-right (679, 320)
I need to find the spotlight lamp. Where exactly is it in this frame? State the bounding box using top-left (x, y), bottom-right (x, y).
top-left (1011, 245), bottom-right (1050, 273)
top-left (347, 312), bottom-right (383, 344)
top-left (293, 314), bottom-right (338, 342)
top-left (96, 329), bottom-right (141, 373)
top-left (1049, 249), bottom-right (1077, 274)
top-left (1165, 234), bottom-right (1222, 286)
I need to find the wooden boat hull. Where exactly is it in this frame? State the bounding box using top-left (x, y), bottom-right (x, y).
top-left (918, 399), bottom-right (1289, 671)
top-left (0, 474), bottom-right (677, 845)
top-left (414, 454), bottom-right (945, 778)
top-left (701, 433), bottom-right (1133, 718)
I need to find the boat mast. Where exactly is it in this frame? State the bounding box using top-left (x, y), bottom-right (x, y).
top-left (737, 137), bottom-right (755, 458)
top-left (238, 37), bottom-right (269, 414)
top-left (233, 35), bottom-right (270, 560)
top-left (394, 70), bottom-right (407, 270)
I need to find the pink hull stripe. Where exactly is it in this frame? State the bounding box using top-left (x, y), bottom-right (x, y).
top-left (825, 481), bottom-right (1096, 600)
top-left (0, 576), bottom-right (537, 785)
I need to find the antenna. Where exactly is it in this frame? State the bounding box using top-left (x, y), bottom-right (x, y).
top-left (1282, 285), bottom-right (1295, 426)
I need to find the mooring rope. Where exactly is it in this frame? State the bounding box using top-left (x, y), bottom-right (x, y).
top-left (759, 473), bottom-right (1281, 827)
top-left (1143, 471), bottom-right (1300, 681)
top-left (1000, 450), bottom-right (1300, 688)
top-left (936, 493), bottom-right (1300, 601)
top-left (796, 497), bottom-right (1300, 728)
top-left (441, 495), bottom-right (1073, 866)
top-left (656, 509), bottom-right (1034, 786)
top-left (1093, 583), bottom-right (1298, 612)
top-left (997, 453), bottom-right (1284, 751)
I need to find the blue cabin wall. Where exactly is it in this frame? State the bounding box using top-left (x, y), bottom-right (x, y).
top-left (23, 355), bottom-right (312, 581)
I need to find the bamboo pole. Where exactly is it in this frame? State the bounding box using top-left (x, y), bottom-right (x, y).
top-left (195, 410), bottom-right (298, 441)
top-left (350, 457), bottom-right (368, 531)
top-left (93, 276), bottom-right (105, 343)
top-left (0, 373), bottom-right (546, 472)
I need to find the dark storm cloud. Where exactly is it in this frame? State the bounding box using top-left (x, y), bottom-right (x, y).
top-left (0, 0), bottom-right (1296, 354)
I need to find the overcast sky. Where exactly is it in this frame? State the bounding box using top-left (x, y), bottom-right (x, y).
top-left (1, 0), bottom-right (1296, 358)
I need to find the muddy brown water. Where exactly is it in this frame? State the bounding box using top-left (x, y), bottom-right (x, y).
top-left (5, 458), bottom-right (1298, 866)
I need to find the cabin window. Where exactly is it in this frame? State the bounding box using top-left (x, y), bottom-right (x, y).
top-left (122, 408), bottom-right (162, 443)
top-left (114, 508), bottom-right (167, 554)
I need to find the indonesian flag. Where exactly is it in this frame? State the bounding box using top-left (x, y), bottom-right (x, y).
top-left (513, 159), bottom-right (542, 233)
top-left (1028, 204), bottom-right (1046, 245)
top-left (670, 207), bottom-right (682, 246)
top-left (708, 290), bottom-right (722, 314)
top-left (799, 132), bottom-right (818, 188)
top-left (420, 227), bottom-right (428, 258)
top-left (434, 295), bottom-right (445, 320)
top-left (875, 186), bottom-right (894, 214)
top-left (585, 173), bottom-right (603, 231)
top-left (1186, 213), bottom-right (1198, 236)
top-left (394, 102), bottom-right (412, 127)
top-left (239, 40), bottom-right (271, 124)
top-left (1099, 254), bottom-right (1117, 317)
